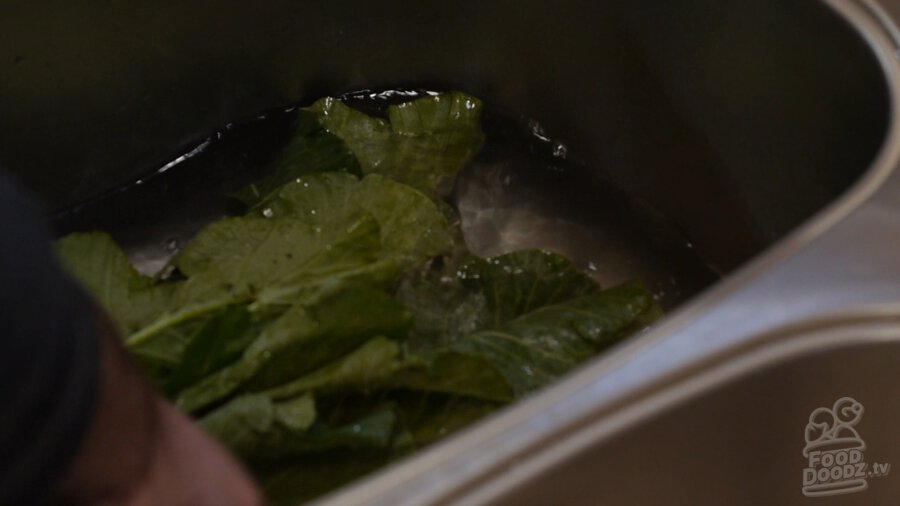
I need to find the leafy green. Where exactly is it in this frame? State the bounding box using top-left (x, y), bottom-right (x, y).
top-left (201, 393), bottom-right (396, 461)
top-left (393, 279), bottom-right (656, 402)
top-left (175, 286), bottom-right (412, 413)
top-left (199, 393), bottom-right (317, 459)
top-left (244, 286), bottom-right (412, 390)
top-left (434, 282), bottom-right (657, 398)
top-left (309, 92), bottom-right (484, 197)
top-left (254, 172), bottom-right (454, 267)
top-left (396, 250), bottom-right (601, 350)
top-left (392, 393), bottom-right (501, 453)
top-left (54, 232), bottom-right (176, 334)
top-left (458, 250), bottom-right (600, 326)
top-left (128, 211), bottom-right (386, 351)
top-left (264, 337), bottom-right (404, 401)
top-left (52, 91), bottom-right (666, 505)
top-left (162, 305), bottom-right (258, 394)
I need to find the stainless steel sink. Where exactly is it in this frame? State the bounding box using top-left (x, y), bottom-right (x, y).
top-left (2, 0), bottom-right (899, 503)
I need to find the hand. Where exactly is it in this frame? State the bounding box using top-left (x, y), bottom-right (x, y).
top-left (116, 398), bottom-right (263, 506)
top-left (51, 313), bottom-right (262, 506)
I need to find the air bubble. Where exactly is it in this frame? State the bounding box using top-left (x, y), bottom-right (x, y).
top-left (162, 237), bottom-right (180, 252)
top-left (552, 143), bottom-right (568, 159)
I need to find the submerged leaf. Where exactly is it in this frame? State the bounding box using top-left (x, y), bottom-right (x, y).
top-left (201, 393), bottom-right (395, 461)
top-left (309, 92), bottom-right (484, 197)
top-left (199, 393), bottom-right (317, 459)
top-left (255, 172), bottom-right (454, 268)
top-left (439, 282), bottom-right (659, 398)
top-left (176, 287), bottom-right (412, 413)
top-left (55, 232), bottom-right (176, 335)
top-left (264, 337), bottom-right (404, 401)
top-left (392, 393), bottom-right (501, 452)
top-left (129, 211), bottom-right (384, 351)
top-left (396, 249), bottom-right (601, 352)
top-left (458, 250), bottom-right (600, 326)
top-left (163, 305), bottom-right (259, 394)
top-left (53, 91), bottom-right (668, 506)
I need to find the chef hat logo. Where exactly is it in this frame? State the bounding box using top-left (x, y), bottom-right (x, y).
top-left (804, 397), bottom-right (866, 457)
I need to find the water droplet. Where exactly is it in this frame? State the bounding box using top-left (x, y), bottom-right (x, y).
top-left (309, 209), bottom-right (317, 216)
top-left (528, 119), bottom-right (549, 141)
top-left (262, 208), bottom-right (274, 218)
top-left (162, 237), bottom-right (180, 252)
top-left (158, 264), bottom-right (176, 279)
top-left (552, 143), bottom-right (568, 159)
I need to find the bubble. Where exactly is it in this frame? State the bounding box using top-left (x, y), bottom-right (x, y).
top-left (552, 143), bottom-right (568, 159)
top-left (162, 237), bottom-right (180, 252)
top-left (528, 119), bottom-right (549, 140)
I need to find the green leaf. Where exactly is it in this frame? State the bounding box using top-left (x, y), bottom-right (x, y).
top-left (128, 211), bottom-right (385, 350)
top-left (309, 92), bottom-right (484, 197)
top-left (354, 175), bottom-right (455, 265)
top-left (264, 337), bottom-right (404, 401)
top-left (162, 305), bottom-right (258, 394)
top-left (198, 393), bottom-right (317, 459)
top-left (200, 393), bottom-right (395, 461)
top-left (244, 286), bottom-right (412, 390)
top-left (396, 250), bottom-right (601, 352)
top-left (54, 232), bottom-right (176, 335)
top-left (172, 212), bottom-right (378, 294)
top-left (254, 172), bottom-right (454, 268)
top-left (392, 393), bottom-right (501, 453)
top-left (458, 250), bottom-right (600, 326)
top-left (438, 282), bottom-right (660, 399)
top-left (395, 266), bottom-right (490, 351)
top-left (130, 317), bottom-right (206, 369)
top-left (391, 352), bottom-right (513, 403)
top-left (176, 287), bottom-right (412, 413)
top-left (250, 171), bottom-right (359, 224)
top-left (234, 109), bottom-right (361, 206)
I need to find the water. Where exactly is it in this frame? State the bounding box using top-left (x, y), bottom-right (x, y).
top-left (52, 89), bottom-right (719, 309)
